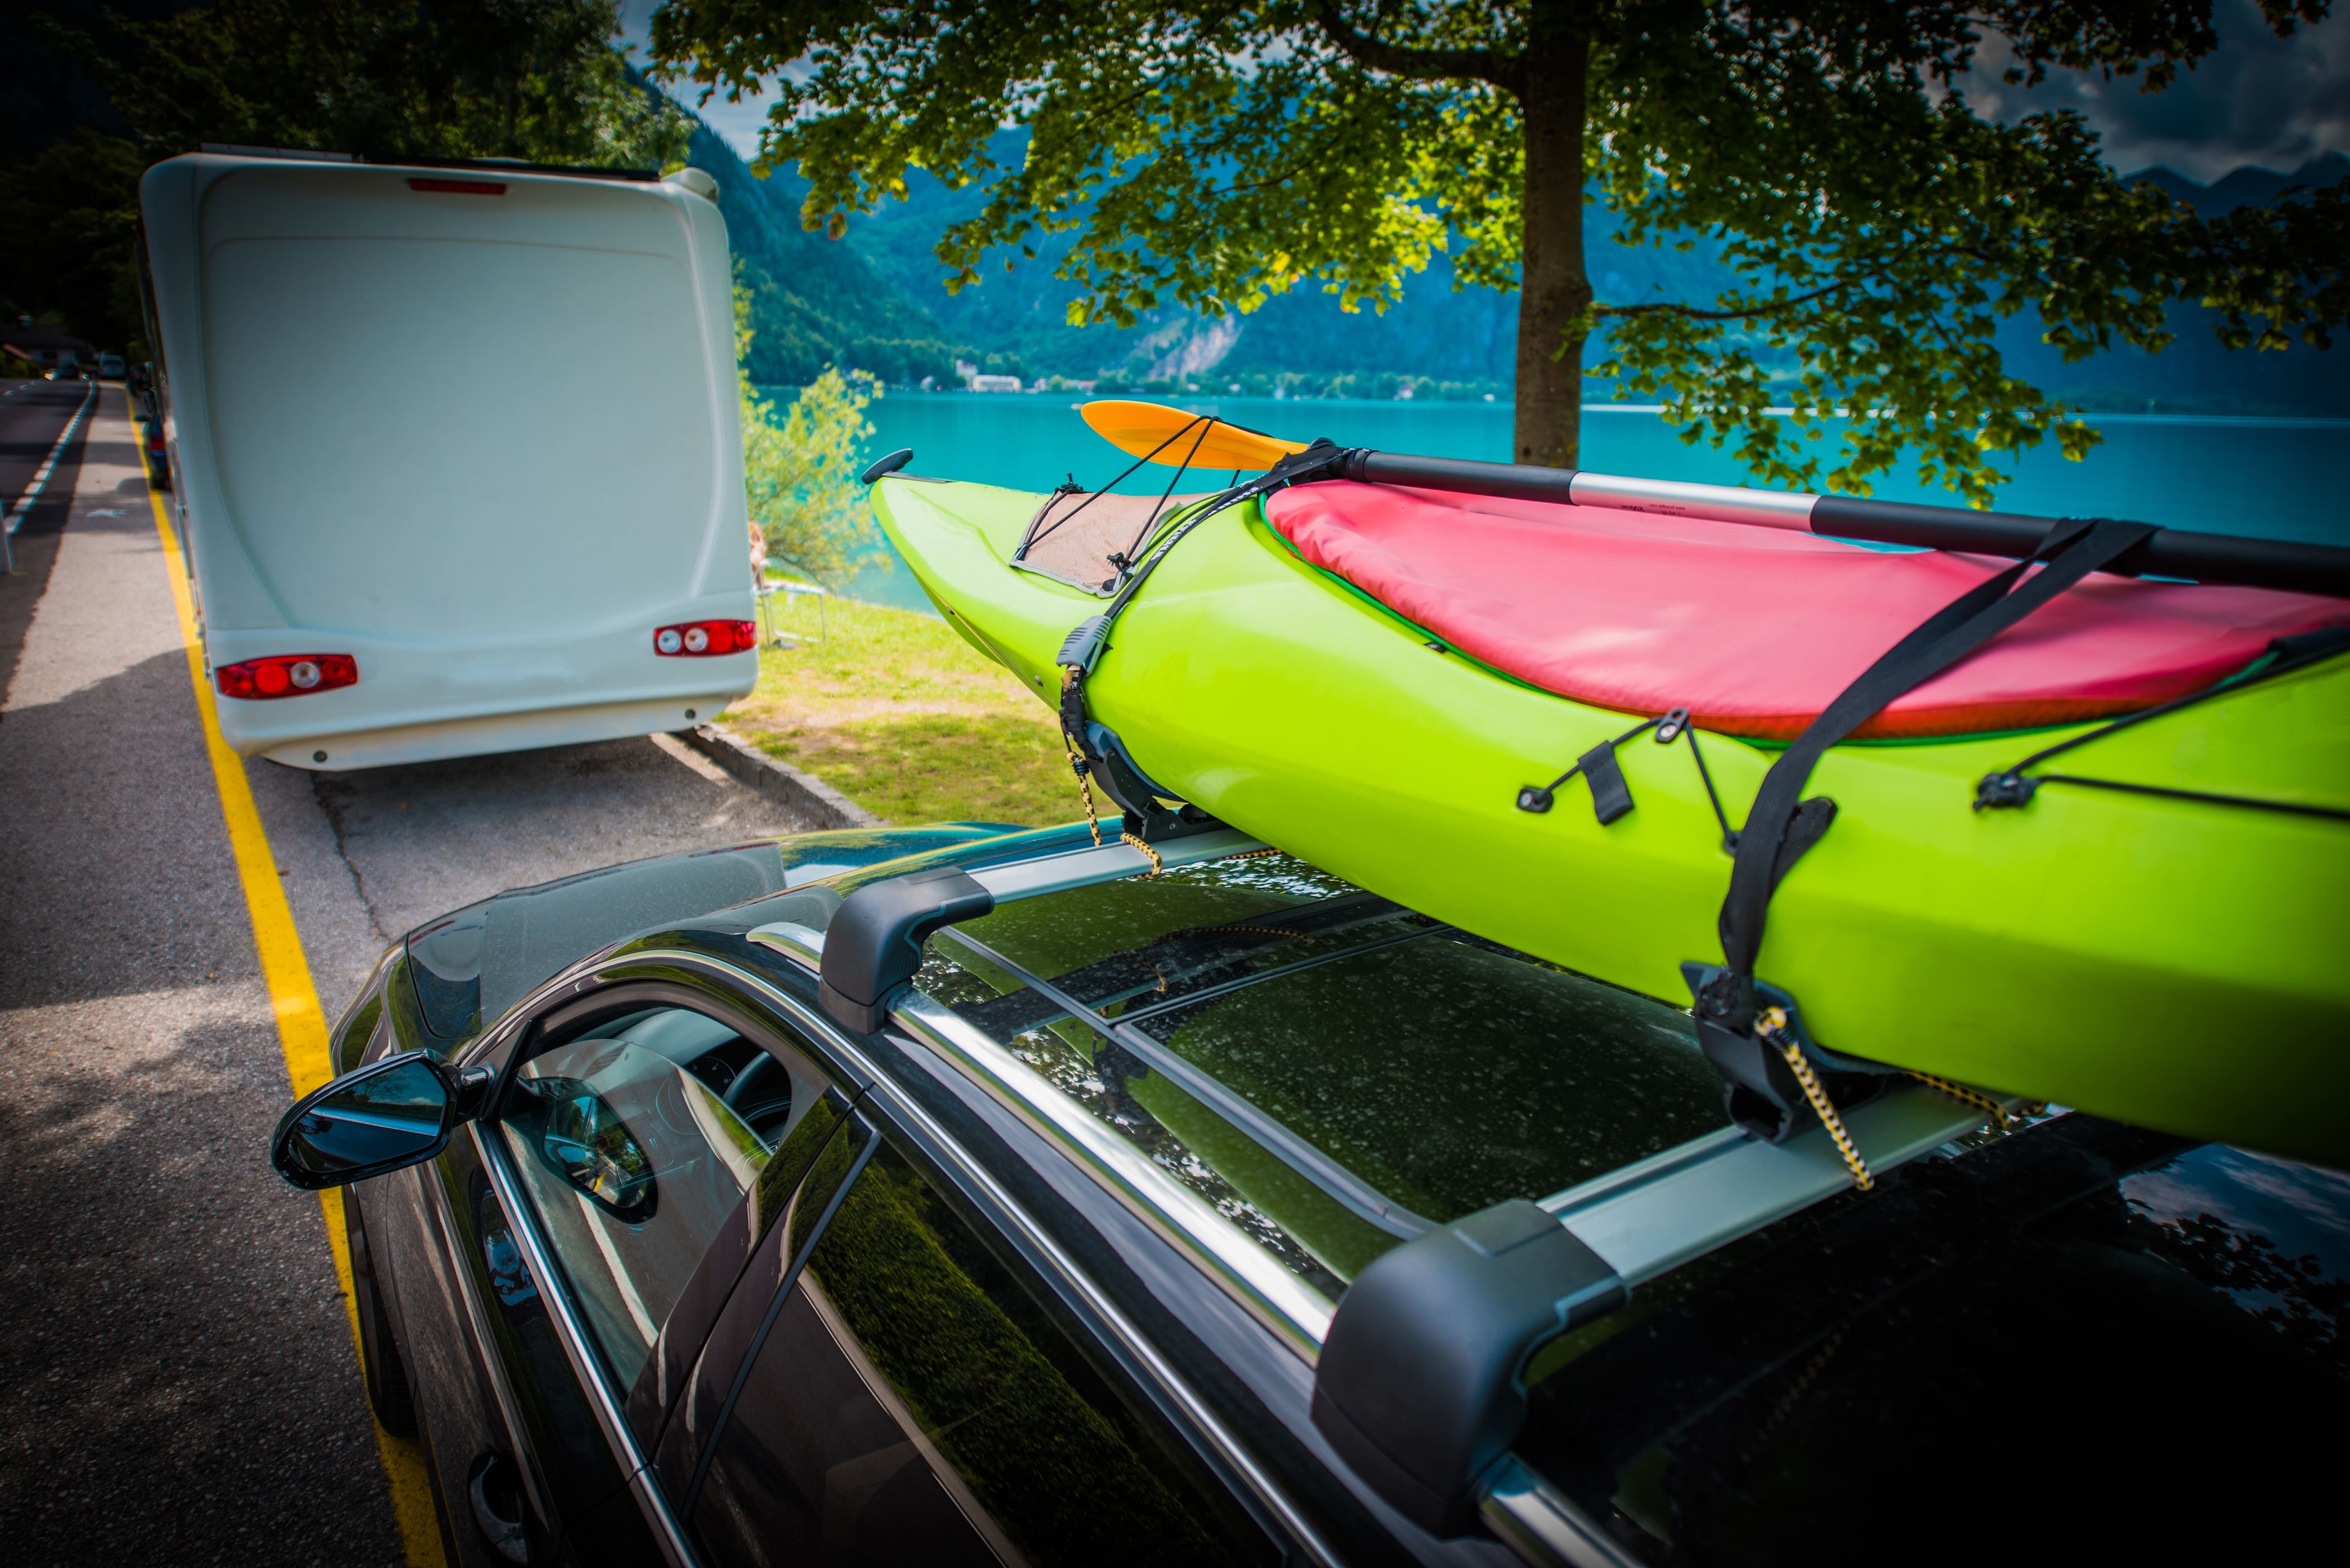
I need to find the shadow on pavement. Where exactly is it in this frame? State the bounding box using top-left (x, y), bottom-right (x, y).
top-left (0, 984), bottom-right (408, 1566)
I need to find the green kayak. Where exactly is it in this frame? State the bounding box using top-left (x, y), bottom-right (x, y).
top-left (871, 473), bottom-right (2350, 1167)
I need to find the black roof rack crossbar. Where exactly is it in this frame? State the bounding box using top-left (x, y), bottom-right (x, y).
top-left (753, 830), bottom-right (1278, 1013)
top-left (933, 926), bottom-right (1439, 1241)
top-left (1536, 1081), bottom-right (2022, 1285)
top-left (1512, 1115), bottom-right (2187, 1491)
top-left (1310, 1082), bottom-right (2024, 1537)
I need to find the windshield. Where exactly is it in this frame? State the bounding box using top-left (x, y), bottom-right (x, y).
top-left (918, 850), bottom-right (1725, 1288)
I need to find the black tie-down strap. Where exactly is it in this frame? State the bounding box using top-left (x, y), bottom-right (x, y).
top-left (1055, 441), bottom-right (1354, 842)
top-left (1057, 661), bottom-right (1223, 842)
top-left (1686, 515), bottom-right (2160, 1143)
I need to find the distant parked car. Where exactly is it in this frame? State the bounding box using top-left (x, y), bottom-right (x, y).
top-left (43, 364), bottom-right (84, 382)
top-left (270, 822), bottom-right (2350, 1567)
top-left (141, 416), bottom-right (171, 491)
top-left (95, 352), bottom-right (125, 378)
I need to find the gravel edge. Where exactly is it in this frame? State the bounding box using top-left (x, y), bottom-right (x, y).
top-left (681, 720), bottom-right (882, 830)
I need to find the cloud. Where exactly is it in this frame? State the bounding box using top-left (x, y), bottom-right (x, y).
top-left (1954, 0), bottom-right (2350, 181)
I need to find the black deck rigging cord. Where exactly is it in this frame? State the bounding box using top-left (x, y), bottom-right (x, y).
top-left (1975, 624), bottom-right (2350, 823)
top-left (1519, 706), bottom-right (1743, 851)
top-left (1017, 415), bottom-right (1220, 578)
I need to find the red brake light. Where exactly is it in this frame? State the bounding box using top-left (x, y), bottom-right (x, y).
top-left (408, 178), bottom-right (506, 196)
top-left (652, 620), bottom-right (756, 657)
top-left (217, 653), bottom-right (358, 700)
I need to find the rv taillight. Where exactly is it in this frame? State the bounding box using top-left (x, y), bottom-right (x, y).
top-left (652, 620), bottom-right (756, 657)
top-left (217, 653), bottom-right (358, 700)
top-left (408, 178), bottom-right (507, 196)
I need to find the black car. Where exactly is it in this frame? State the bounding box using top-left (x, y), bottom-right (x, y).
top-left (274, 821), bottom-right (2350, 1567)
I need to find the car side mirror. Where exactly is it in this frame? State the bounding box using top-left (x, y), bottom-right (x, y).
top-left (269, 1049), bottom-right (492, 1190)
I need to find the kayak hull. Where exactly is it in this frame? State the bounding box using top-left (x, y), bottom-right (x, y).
top-left (875, 477), bottom-right (2350, 1167)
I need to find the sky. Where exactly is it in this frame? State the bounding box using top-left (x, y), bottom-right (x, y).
top-left (619, 0), bottom-right (2349, 186)
top-left (1956, 0), bottom-right (2349, 182)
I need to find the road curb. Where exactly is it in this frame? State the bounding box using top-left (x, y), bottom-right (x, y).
top-left (682, 721), bottom-right (881, 829)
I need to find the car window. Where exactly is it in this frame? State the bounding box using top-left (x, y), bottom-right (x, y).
top-left (688, 1134), bottom-right (1273, 1568)
top-left (500, 1004), bottom-right (811, 1388)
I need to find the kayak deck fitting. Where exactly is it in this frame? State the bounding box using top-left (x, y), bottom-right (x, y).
top-left (864, 406), bottom-right (2350, 1170)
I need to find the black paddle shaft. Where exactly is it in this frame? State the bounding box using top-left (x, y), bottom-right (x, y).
top-left (1338, 450), bottom-right (2350, 600)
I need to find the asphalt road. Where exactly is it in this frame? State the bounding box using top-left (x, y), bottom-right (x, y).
top-left (0, 385), bottom-right (819, 1564)
top-left (0, 378), bottom-right (87, 514)
top-left (2, 378), bottom-right (93, 662)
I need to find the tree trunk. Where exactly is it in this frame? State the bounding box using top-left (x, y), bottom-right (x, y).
top-left (1514, 20), bottom-right (1590, 469)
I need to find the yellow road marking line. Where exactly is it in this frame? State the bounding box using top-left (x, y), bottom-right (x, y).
top-left (145, 477), bottom-right (448, 1568)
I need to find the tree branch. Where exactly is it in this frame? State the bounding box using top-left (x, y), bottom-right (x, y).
top-left (1309, 1), bottom-right (1519, 92)
top-left (1596, 281), bottom-right (1849, 322)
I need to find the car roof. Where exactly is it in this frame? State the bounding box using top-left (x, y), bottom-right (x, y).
top-left (400, 825), bottom-right (1012, 1043)
top-left (909, 849), bottom-right (1725, 1288)
top-left (701, 825), bottom-right (2028, 1343)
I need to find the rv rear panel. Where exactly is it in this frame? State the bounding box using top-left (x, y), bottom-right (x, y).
top-left (140, 153), bottom-right (756, 768)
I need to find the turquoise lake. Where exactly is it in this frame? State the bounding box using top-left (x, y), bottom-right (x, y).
top-left (807, 392), bottom-right (2347, 613)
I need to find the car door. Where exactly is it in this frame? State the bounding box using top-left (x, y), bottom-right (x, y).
top-left (389, 976), bottom-right (854, 1565)
top-left (375, 1054), bottom-right (640, 1568)
top-left (656, 1103), bottom-right (1277, 1568)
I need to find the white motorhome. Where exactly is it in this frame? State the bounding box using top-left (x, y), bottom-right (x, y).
top-left (138, 149), bottom-right (755, 770)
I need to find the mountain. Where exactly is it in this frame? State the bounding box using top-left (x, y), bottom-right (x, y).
top-left (825, 135), bottom-right (1524, 395)
top-left (801, 135), bottom-right (2346, 415)
top-left (2001, 153), bottom-right (2350, 416)
top-left (676, 111), bottom-right (962, 387)
top-left (2124, 151), bottom-right (2350, 218)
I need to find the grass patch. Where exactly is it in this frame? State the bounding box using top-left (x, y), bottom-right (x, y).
top-left (721, 592), bottom-right (1083, 828)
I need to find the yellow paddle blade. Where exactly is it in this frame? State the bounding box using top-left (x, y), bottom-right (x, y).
top-left (1081, 399), bottom-right (1310, 470)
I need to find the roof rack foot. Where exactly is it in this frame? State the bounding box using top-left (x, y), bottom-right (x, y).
top-left (1312, 1199), bottom-right (1624, 1537)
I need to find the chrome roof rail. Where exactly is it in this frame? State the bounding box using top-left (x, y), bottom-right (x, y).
top-left (891, 988), bottom-right (1336, 1357)
top-left (1481, 1456), bottom-right (1643, 1568)
top-left (746, 920), bottom-right (825, 970)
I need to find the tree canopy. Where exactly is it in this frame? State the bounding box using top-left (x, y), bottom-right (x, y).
top-left (653, 0), bottom-right (2347, 500)
top-left (736, 270), bottom-right (883, 584)
top-left (79, 0), bottom-right (688, 170)
top-left (4, 0), bottom-right (688, 353)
